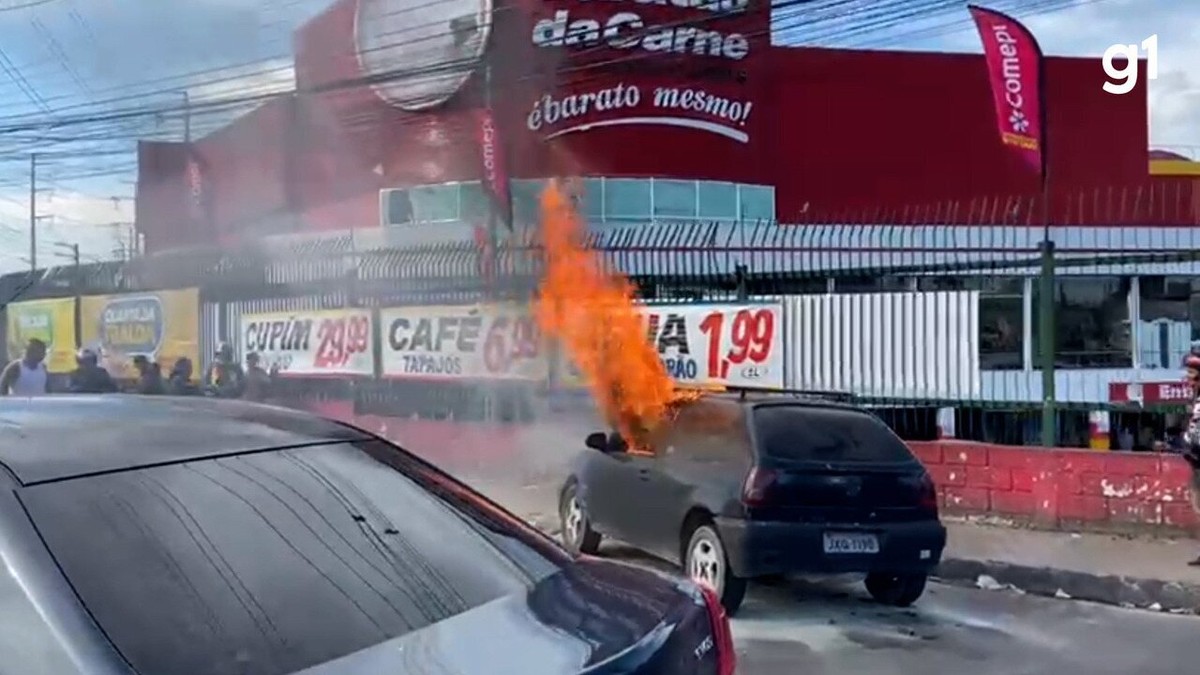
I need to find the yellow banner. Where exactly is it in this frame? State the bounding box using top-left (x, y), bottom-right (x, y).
top-left (80, 289), bottom-right (200, 379)
top-left (6, 297), bottom-right (76, 373)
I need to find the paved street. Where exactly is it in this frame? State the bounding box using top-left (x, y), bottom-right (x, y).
top-left (462, 473), bottom-right (1200, 675)
top-left (598, 543), bottom-right (1200, 675)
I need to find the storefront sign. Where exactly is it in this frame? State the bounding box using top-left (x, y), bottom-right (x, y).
top-left (1109, 381), bottom-right (1193, 405)
top-left (241, 308), bottom-right (374, 376)
top-left (557, 302), bottom-right (785, 389)
top-left (6, 298), bottom-right (76, 374)
top-left (80, 289), bottom-right (200, 379)
top-left (380, 304), bottom-right (548, 381)
top-left (525, 0), bottom-right (761, 144)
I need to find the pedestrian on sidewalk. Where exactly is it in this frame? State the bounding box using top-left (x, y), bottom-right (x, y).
top-left (1181, 348), bottom-right (1200, 566)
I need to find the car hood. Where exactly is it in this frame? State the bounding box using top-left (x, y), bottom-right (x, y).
top-left (296, 557), bottom-right (710, 675)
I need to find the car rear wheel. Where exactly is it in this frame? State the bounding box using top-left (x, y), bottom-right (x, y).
top-left (685, 524), bottom-right (748, 616)
top-left (559, 481), bottom-right (601, 555)
top-left (865, 572), bottom-right (928, 607)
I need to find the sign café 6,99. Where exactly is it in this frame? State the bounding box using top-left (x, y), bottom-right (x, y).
top-left (377, 302), bottom-right (784, 387)
top-left (526, 0), bottom-right (758, 143)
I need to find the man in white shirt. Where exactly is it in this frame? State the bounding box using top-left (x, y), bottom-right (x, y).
top-left (0, 338), bottom-right (48, 396)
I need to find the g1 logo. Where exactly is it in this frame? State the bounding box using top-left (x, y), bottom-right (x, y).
top-left (1102, 34), bottom-right (1158, 95)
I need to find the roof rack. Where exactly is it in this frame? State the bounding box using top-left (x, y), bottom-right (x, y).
top-left (720, 384), bottom-right (857, 403)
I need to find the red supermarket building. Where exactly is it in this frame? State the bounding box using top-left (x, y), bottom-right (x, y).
top-left (135, 0), bottom-right (1169, 249)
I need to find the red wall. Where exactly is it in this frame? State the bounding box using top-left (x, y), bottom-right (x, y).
top-left (136, 0), bottom-right (1154, 248)
top-left (768, 49), bottom-right (1150, 219)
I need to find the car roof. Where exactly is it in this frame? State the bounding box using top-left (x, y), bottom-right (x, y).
top-left (694, 391), bottom-right (862, 410)
top-left (0, 395), bottom-right (371, 486)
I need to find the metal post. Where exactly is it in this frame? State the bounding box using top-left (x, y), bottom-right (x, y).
top-left (28, 153), bottom-right (35, 272)
top-left (1038, 233), bottom-right (1056, 447)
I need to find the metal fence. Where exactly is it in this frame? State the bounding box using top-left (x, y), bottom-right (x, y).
top-left (5, 183), bottom-right (1200, 450)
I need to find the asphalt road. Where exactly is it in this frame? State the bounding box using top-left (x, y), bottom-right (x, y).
top-left (596, 543), bottom-right (1200, 675)
top-left (464, 477), bottom-right (1200, 675)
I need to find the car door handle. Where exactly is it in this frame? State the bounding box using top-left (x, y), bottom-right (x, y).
top-left (638, 468), bottom-right (651, 480)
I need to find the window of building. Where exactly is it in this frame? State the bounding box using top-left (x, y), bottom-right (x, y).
top-left (580, 178), bottom-right (605, 219)
top-left (652, 179), bottom-right (698, 219)
top-left (1033, 276), bottom-right (1131, 368)
top-left (603, 179), bottom-right (651, 220)
top-left (510, 179), bottom-right (544, 225)
top-left (459, 181), bottom-right (488, 222)
top-left (1138, 275), bottom-right (1197, 370)
top-left (835, 276), bottom-right (912, 293)
top-left (738, 184), bottom-right (775, 221)
top-left (918, 277), bottom-right (1025, 370)
top-left (409, 184), bottom-right (459, 222)
top-left (698, 181), bottom-right (738, 220)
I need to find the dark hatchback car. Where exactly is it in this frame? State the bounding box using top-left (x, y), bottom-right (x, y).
top-left (560, 391), bottom-right (947, 615)
top-left (0, 396), bottom-right (735, 675)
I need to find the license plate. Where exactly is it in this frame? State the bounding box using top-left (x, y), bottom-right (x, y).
top-left (823, 532), bottom-right (879, 554)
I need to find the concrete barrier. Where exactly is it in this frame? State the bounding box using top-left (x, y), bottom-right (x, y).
top-left (302, 402), bottom-right (1197, 535)
top-left (912, 441), bottom-right (1198, 533)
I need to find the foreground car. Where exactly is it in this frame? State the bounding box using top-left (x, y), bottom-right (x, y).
top-left (560, 390), bottom-right (947, 615)
top-left (0, 396), bottom-right (734, 675)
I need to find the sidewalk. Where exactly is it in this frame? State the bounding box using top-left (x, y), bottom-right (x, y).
top-left (938, 519), bottom-right (1200, 612)
top-left (465, 476), bottom-right (1200, 613)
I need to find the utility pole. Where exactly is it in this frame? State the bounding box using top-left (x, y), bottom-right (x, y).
top-left (28, 153), bottom-right (35, 272)
top-left (182, 90), bottom-right (191, 143)
top-left (54, 241), bottom-right (81, 350)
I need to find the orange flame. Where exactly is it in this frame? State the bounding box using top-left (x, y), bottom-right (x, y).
top-left (534, 181), bottom-right (694, 449)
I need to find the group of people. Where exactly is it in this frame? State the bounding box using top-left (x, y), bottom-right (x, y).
top-left (0, 339), bottom-right (276, 402)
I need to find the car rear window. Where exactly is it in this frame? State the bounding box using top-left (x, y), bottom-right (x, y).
top-left (18, 440), bottom-right (561, 675)
top-left (753, 405), bottom-right (916, 464)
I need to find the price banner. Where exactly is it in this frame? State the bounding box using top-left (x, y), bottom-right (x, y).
top-left (240, 308), bottom-right (374, 376)
top-left (555, 303), bottom-right (784, 389)
top-left (379, 304), bottom-right (549, 381)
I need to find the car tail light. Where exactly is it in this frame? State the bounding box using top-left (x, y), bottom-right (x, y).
top-left (918, 472), bottom-right (938, 515)
top-left (698, 584), bottom-right (737, 675)
top-left (740, 466), bottom-right (777, 506)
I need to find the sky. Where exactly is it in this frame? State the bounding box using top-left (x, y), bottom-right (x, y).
top-left (0, 0), bottom-right (1189, 274)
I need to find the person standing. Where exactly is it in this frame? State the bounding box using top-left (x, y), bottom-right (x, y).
top-left (67, 348), bottom-right (118, 394)
top-left (0, 339), bottom-right (48, 396)
top-left (241, 352), bottom-right (276, 403)
top-left (204, 342), bottom-right (245, 399)
top-left (166, 358), bottom-right (200, 396)
top-left (132, 355), bottom-right (166, 395)
top-left (1181, 349), bottom-right (1200, 566)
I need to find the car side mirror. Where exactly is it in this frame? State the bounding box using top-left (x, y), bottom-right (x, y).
top-left (585, 432), bottom-right (609, 452)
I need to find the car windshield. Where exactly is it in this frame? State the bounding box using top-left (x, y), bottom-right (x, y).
top-left (753, 405), bottom-right (916, 464)
top-left (17, 440), bottom-right (561, 675)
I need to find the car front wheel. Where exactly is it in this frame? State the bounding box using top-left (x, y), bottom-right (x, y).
top-left (685, 524), bottom-right (748, 616)
top-left (559, 481), bottom-right (602, 555)
top-left (865, 572), bottom-right (928, 607)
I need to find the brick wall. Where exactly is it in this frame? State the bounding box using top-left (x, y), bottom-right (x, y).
top-left (305, 402), bottom-right (1198, 534)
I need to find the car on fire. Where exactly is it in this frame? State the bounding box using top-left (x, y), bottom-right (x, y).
top-left (0, 396), bottom-right (735, 675)
top-left (559, 388), bottom-right (947, 615)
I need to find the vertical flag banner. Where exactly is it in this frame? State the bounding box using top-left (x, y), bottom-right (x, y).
top-left (969, 5), bottom-right (1046, 181)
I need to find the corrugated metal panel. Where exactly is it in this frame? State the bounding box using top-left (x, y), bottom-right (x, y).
top-left (200, 301), bottom-right (221, 373)
top-left (220, 294), bottom-right (348, 362)
top-left (786, 291), bottom-right (980, 399)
